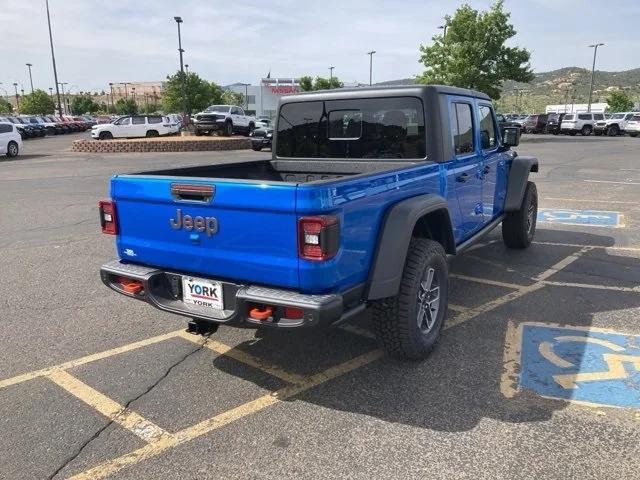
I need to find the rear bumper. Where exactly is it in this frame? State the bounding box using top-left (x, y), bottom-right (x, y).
top-left (100, 260), bottom-right (350, 329)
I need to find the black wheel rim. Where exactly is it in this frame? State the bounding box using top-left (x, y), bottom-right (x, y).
top-left (417, 266), bottom-right (440, 333)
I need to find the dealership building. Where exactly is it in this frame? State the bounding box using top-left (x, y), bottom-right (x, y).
top-left (225, 77), bottom-right (302, 119)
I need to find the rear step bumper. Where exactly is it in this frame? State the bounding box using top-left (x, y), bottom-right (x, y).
top-left (100, 260), bottom-right (349, 328)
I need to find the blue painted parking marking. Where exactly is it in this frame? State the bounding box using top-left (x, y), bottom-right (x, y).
top-left (537, 209), bottom-right (623, 228)
top-left (516, 323), bottom-right (640, 409)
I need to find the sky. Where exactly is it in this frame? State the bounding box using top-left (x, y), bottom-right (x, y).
top-left (1, 0), bottom-right (639, 95)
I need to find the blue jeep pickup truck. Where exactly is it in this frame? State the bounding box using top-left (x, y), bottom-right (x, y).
top-left (99, 85), bottom-right (538, 360)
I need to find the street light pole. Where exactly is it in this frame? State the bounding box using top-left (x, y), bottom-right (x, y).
top-left (367, 51), bottom-right (376, 86)
top-left (58, 82), bottom-right (68, 114)
top-left (45, 0), bottom-right (63, 115)
top-left (13, 83), bottom-right (19, 110)
top-left (438, 24), bottom-right (448, 38)
top-left (329, 66), bottom-right (335, 88)
top-left (587, 43), bottom-right (604, 113)
top-left (174, 16), bottom-right (188, 122)
top-left (185, 64), bottom-right (189, 74)
top-left (26, 63), bottom-right (34, 93)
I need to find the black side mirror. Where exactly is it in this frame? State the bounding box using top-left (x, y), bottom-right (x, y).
top-left (502, 127), bottom-right (520, 147)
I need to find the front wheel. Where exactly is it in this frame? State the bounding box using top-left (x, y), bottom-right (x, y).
top-left (581, 125), bottom-right (592, 136)
top-left (98, 131), bottom-right (113, 140)
top-left (607, 125), bottom-right (619, 136)
top-left (372, 238), bottom-right (448, 361)
top-left (146, 130), bottom-right (159, 137)
top-left (502, 181), bottom-right (537, 249)
top-left (223, 121), bottom-right (233, 137)
top-left (6, 141), bottom-right (19, 157)
top-left (251, 144), bottom-right (263, 151)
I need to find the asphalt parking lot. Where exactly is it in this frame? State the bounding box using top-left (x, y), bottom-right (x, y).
top-left (1, 133), bottom-right (639, 479)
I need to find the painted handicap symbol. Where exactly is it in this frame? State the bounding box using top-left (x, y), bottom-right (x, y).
top-left (537, 208), bottom-right (623, 228)
top-left (502, 322), bottom-right (640, 409)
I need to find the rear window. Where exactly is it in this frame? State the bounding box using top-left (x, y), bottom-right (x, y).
top-left (0, 123), bottom-right (13, 133)
top-left (131, 117), bottom-right (145, 125)
top-left (148, 116), bottom-right (163, 124)
top-left (276, 97), bottom-right (426, 159)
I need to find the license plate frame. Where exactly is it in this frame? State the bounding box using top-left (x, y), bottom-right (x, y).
top-left (182, 276), bottom-right (224, 311)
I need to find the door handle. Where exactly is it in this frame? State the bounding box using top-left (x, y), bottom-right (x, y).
top-left (483, 165), bottom-right (491, 174)
top-left (456, 173), bottom-right (469, 183)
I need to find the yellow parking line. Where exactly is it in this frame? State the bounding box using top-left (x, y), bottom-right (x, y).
top-left (48, 369), bottom-right (171, 443)
top-left (447, 303), bottom-right (468, 313)
top-left (0, 330), bottom-right (184, 391)
top-left (450, 273), bottom-right (525, 290)
top-left (177, 331), bottom-right (306, 385)
top-left (69, 349), bottom-right (385, 480)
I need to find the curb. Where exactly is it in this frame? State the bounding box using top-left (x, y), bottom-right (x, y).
top-left (72, 137), bottom-right (251, 153)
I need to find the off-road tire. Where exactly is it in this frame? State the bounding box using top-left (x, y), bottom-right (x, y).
top-left (6, 141), bottom-right (19, 157)
top-left (502, 181), bottom-right (537, 249)
top-left (372, 238), bottom-right (448, 361)
top-left (223, 121), bottom-right (233, 137)
top-left (195, 130), bottom-right (203, 136)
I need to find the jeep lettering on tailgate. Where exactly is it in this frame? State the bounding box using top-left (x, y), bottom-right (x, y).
top-left (170, 209), bottom-right (218, 236)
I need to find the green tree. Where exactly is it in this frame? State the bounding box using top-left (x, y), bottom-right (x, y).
top-left (140, 102), bottom-right (161, 114)
top-left (114, 98), bottom-right (138, 115)
top-left (299, 75), bottom-right (343, 91)
top-left (161, 71), bottom-right (224, 114)
top-left (71, 94), bottom-right (101, 114)
top-left (19, 89), bottom-right (56, 114)
top-left (221, 90), bottom-right (244, 106)
top-left (605, 90), bottom-right (634, 112)
top-left (0, 97), bottom-right (13, 114)
top-left (417, 0), bottom-right (533, 99)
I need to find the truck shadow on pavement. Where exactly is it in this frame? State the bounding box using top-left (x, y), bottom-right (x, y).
top-left (211, 229), bottom-right (640, 432)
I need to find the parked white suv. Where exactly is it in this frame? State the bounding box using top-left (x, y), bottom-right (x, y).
top-left (594, 112), bottom-right (640, 136)
top-left (0, 122), bottom-right (23, 158)
top-left (626, 114), bottom-right (640, 137)
top-left (91, 115), bottom-right (174, 140)
top-left (560, 112), bottom-right (605, 136)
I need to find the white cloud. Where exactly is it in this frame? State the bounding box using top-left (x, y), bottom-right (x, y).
top-left (1, 0), bottom-right (638, 93)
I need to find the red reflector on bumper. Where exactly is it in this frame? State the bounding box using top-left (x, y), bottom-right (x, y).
top-left (284, 307), bottom-right (304, 319)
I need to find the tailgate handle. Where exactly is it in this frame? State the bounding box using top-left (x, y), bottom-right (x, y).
top-left (170, 184), bottom-right (215, 202)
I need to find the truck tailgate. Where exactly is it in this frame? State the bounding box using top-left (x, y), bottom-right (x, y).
top-left (111, 175), bottom-right (299, 289)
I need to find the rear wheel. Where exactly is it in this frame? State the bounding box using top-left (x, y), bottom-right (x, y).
top-left (6, 141), bottom-right (19, 157)
top-left (372, 238), bottom-right (448, 361)
top-left (146, 130), bottom-right (159, 137)
top-left (630, 133), bottom-right (638, 138)
top-left (98, 131), bottom-right (113, 140)
top-left (502, 181), bottom-right (537, 249)
top-left (581, 125), bottom-right (592, 136)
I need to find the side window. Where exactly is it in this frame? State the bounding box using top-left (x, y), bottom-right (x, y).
top-left (478, 105), bottom-right (497, 149)
top-left (117, 117), bottom-right (131, 125)
top-left (578, 114), bottom-right (590, 120)
top-left (0, 124), bottom-right (12, 133)
top-left (230, 107), bottom-right (239, 115)
top-left (131, 117), bottom-right (145, 125)
top-left (148, 116), bottom-right (162, 124)
top-left (236, 107), bottom-right (244, 116)
top-left (451, 102), bottom-right (475, 155)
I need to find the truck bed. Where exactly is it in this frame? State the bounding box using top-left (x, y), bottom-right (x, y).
top-left (138, 159), bottom-right (416, 184)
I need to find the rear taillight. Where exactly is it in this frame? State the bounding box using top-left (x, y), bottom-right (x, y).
top-left (298, 215), bottom-right (340, 261)
top-left (98, 200), bottom-right (118, 235)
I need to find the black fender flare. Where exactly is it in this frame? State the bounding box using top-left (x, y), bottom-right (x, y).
top-left (367, 194), bottom-right (455, 300)
top-left (504, 156), bottom-right (538, 212)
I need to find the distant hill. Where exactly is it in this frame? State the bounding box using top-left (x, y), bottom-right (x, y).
top-left (376, 67), bottom-right (640, 112)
